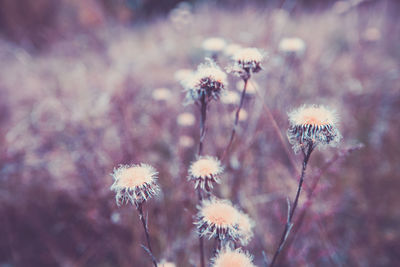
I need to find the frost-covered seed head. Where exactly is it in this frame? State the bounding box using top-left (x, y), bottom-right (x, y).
top-left (195, 198), bottom-right (240, 241)
top-left (202, 37), bottom-right (227, 53)
top-left (188, 156), bottom-right (224, 190)
top-left (230, 47), bottom-right (264, 78)
top-left (110, 164), bottom-right (160, 206)
top-left (278, 37), bottom-right (306, 55)
top-left (287, 105), bottom-right (342, 152)
top-left (211, 248), bottom-right (257, 267)
top-left (236, 211), bottom-right (255, 246)
top-left (181, 58), bottom-right (227, 104)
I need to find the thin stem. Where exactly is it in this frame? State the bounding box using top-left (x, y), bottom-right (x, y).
top-left (198, 93), bottom-right (207, 157)
top-left (221, 77), bottom-right (249, 161)
top-left (137, 203), bottom-right (158, 267)
top-left (269, 144), bottom-right (313, 267)
top-left (197, 94), bottom-right (207, 267)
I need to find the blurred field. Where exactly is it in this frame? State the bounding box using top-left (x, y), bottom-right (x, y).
top-left (0, 1), bottom-right (400, 266)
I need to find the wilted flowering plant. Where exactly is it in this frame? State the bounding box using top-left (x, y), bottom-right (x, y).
top-left (287, 104), bottom-right (342, 153)
top-left (111, 163), bottom-right (160, 267)
top-left (270, 104), bottom-right (342, 267)
top-left (229, 47), bottom-right (264, 80)
top-left (188, 156), bottom-right (224, 191)
top-left (195, 198), bottom-right (241, 242)
top-left (111, 163), bottom-right (160, 206)
top-left (181, 58), bottom-right (228, 105)
top-left (211, 248), bottom-right (257, 267)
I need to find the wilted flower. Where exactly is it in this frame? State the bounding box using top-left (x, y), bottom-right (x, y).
top-left (211, 248), bottom-right (257, 267)
top-left (229, 47), bottom-right (264, 79)
top-left (188, 156), bottom-right (223, 190)
top-left (236, 211), bottom-right (255, 246)
top-left (181, 58), bottom-right (227, 104)
top-left (287, 105), bottom-right (342, 152)
top-left (202, 37), bottom-right (227, 53)
top-left (177, 112), bottom-right (195, 126)
top-left (111, 164), bottom-right (160, 206)
top-left (278, 37), bottom-right (306, 55)
top-left (195, 198), bottom-right (240, 241)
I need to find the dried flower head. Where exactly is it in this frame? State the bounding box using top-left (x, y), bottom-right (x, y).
top-left (229, 47), bottom-right (264, 79)
top-left (111, 164), bottom-right (160, 206)
top-left (278, 37), bottom-right (306, 55)
top-left (202, 37), bottom-right (227, 53)
top-left (195, 198), bottom-right (240, 241)
top-left (181, 58), bottom-right (227, 104)
top-left (287, 105), bottom-right (342, 152)
top-left (211, 248), bottom-right (256, 267)
top-left (236, 211), bottom-right (255, 246)
top-left (188, 156), bottom-right (223, 190)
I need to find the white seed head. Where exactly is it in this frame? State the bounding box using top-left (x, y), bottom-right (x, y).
top-left (211, 248), bottom-right (256, 267)
top-left (188, 156), bottom-right (224, 190)
top-left (181, 58), bottom-right (227, 104)
top-left (278, 37), bottom-right (306, 55)
top-left (287, 105), bottom-right (342, 152)
top-left (110, 164), bottom-right (160, 206)
top-left (195, 198), bottom-right (240, 241)
top-left (236, 211), bottom-right (255, 246)
top-left (202, 37), bottom-right (227, 53)
top-left (229, 47), bottom-right (264, 78)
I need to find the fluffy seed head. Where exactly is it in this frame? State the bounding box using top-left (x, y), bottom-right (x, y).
top-left (188, 156), bottom-right (224, 190)
top-left (195, 198), bottom-right (240, 241)
top-left (181, 58), bottom-right (227, 104)
top-left (231, 47), bottom-right (264, 77)
top-left (110, 164), bottom-right (160, 206)
top-left (212, 248), bottom-right (256, 267)
top-left (287, 105), bottom-right (342, 152)
top-left (236, 211), bottom-right (255, 246)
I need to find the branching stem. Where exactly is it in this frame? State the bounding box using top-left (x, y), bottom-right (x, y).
top-left (269, 144), bottom-right (314, 267)
top-left (136, 203), bottom-right (158, 267)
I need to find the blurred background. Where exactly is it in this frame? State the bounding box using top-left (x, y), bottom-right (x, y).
top-left (0, 0), bottom-right (399, 266)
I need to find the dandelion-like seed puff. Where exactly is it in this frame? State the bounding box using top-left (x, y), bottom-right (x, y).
top-left (181, 58), bottom-right (228, 104)
top-left (188, 156), bottom-right (224, 190)
top-left (111, 163), bottom-right (160, 206)
top-left (211, 248), bottom-right (257, 267)
top-left (236, 211), bottom-right (255, 246)
top-left (287, 105), bottom-right (342, 153)
top-left (195, 198), bottom-right (240, 241)
top-left (230, 47), bottom-right (264, 79)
